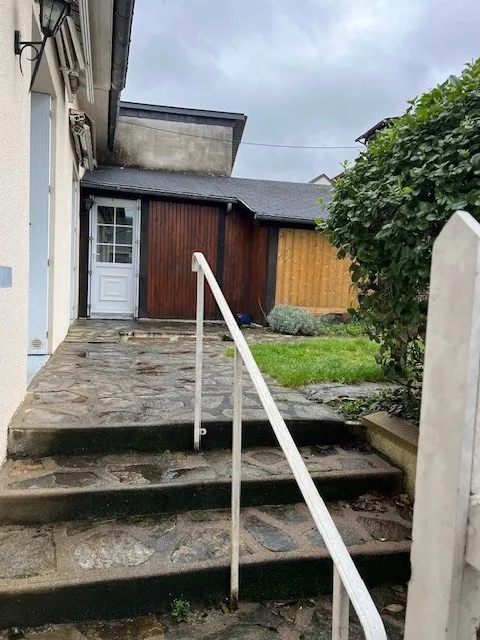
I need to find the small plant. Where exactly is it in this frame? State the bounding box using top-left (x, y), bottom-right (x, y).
top-left (267, 305), bottom-right (316, 336)
top-left (171, 597), bottom-right (190, 622)
top-left (340, 392), bottom-right (392, 421)
top-left (340, 386), bottom-right (421, 425)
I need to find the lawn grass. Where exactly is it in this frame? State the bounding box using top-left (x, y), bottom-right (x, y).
top-left (227, 337), bottom-right (383, 387)
top-left (315, 321), bottom-right (365, 337)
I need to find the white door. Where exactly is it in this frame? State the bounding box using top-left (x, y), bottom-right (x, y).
top-left (28, 93), bottom-right (51, 354)
top-left (90, 198), bottom-right (140, 317)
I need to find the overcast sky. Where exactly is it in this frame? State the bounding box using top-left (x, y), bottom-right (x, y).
top-left (122, 0), bottom-right (480, 182)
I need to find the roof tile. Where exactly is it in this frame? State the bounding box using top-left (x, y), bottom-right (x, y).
top-left (82, 166), bottom-right (331, 225)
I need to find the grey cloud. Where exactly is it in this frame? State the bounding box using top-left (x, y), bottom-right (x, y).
top-left (123, 0), bottom-right (480, 181)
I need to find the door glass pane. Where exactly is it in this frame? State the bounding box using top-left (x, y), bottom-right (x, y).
top-left (98, 225), bottom-right (114, 243)
top-left (97, 206), bottom-right (114, 224)
top-left (116, 207), bottom-right (134, 226)
top-left (97, 244), bottom-right (114, 263)
top-left (115, 227), bottom-right (133, 245)
top-left (115, 246), bottom-right (133, 264)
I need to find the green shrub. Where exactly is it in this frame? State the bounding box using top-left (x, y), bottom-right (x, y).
top-left (267, 305), bottom-right (316, 336)
top-left (320, 59), bottom-right (480, 387)
top-left (340, 386), bottom-right (421, 425)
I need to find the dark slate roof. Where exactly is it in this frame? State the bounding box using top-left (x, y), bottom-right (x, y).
top-left (355, 117), bottom-right (397, 144)
top-left (82, 166), bottom-right (331, 225)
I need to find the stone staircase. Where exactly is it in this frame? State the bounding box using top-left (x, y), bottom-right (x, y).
top-left (0, 418), bottom-right (411, 629)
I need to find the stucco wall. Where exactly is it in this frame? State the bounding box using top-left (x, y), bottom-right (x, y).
top-left (0, 1), bottom-right (32, 462)
top-left (0, 3), bottom-right (81, 464)
top-left (108, 117), bottom-right (234, 175)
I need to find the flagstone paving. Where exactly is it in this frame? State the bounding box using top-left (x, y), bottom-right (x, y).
top-left (13, 321), bottom-right (339, 431)
top-left (0, 495), bottom-right (411, 585)
top-left (0, 444), bottom-right (392, 491)
top-left (1, 321), bottom-right (411, 633)
top-left (0, 583), bottom-right (409, 639)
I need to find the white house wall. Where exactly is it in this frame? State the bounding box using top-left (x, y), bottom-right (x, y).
top-left (110, 116), bottom-right (234, 175)
top-left (0, 1), bottom-right (32, 461)
top-left (0, 1), bottom-right (84, 464)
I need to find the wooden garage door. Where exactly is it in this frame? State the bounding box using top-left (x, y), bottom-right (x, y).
top-left (147, 201), bottom-right (220, 319)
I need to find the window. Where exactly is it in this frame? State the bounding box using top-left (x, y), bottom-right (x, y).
top-left (96, 205), bottom-right (134, 264)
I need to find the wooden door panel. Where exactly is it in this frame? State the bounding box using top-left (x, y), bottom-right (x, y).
top-left (147, 201), bottom-right (220, 319)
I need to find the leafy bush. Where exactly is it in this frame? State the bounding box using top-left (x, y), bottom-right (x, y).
top-left (340, 386), bottom-right (421, 425)
top-left (267, 305), bottom-right (317, 336)
top-left (320, 60), bottom-right (480, 385)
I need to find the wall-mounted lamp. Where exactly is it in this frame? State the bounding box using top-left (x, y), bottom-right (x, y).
top-left (15, 0), bottom-right (72, 88)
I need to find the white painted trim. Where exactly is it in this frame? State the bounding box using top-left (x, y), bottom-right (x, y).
top-left (66, 16), bottom-right (86, 71)
top-left (78, 0), bottom-right (94, 103)
top-left (54, 32), bottom-right (74, 104)
top-left (87, 198), bottom-right (94, 317)
top-left (133, 199), bottom-right (141, 319)
top-left (70, 179), bottom-right (80, 321)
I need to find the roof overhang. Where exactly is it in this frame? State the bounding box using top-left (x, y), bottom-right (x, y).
top-left (81, 178), bottom-right (238, 206)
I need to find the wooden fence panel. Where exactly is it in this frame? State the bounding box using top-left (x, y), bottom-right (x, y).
top-left (275, 228), bottom-right (355, 314)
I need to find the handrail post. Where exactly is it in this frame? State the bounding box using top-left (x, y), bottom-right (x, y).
top-left (194, 268), bottom-right (204, 451)
top-left (333, 565), bottom-right (350, 640)
top-left (230, 344), bottom-right (243, 610)
top-left (191, 251), bottom-right (386, 639)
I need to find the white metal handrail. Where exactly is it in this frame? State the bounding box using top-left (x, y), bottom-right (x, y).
top-left (192, 252), bottom-right (387, 640)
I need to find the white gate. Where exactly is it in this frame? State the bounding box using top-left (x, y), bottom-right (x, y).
top-left (28, 92), bottom-right (51, 355)
top-left (405, 211), bottom-right (480, 639)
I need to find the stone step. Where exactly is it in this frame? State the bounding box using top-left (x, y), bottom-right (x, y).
top-left (0, 445), bottom-right (402, 525)
top-left (9, 417), bottom-right (351, 459)
top-left (0, 497), bottom-right (412, 629)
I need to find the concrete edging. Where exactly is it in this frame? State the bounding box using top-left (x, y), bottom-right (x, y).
top-left (357, 411), bottom-right (418, 499)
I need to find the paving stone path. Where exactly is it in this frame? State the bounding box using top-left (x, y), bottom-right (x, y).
top-left (0, 444), bottom-right (392, 491)
top-left (15, 321), bottom-right (339, 430)
top-left (2, 321), bottom-right (411, 635)
top-left (0, 492), bottom-right (411, 581)
top-left (0, 584), bottom-right (408, 639)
